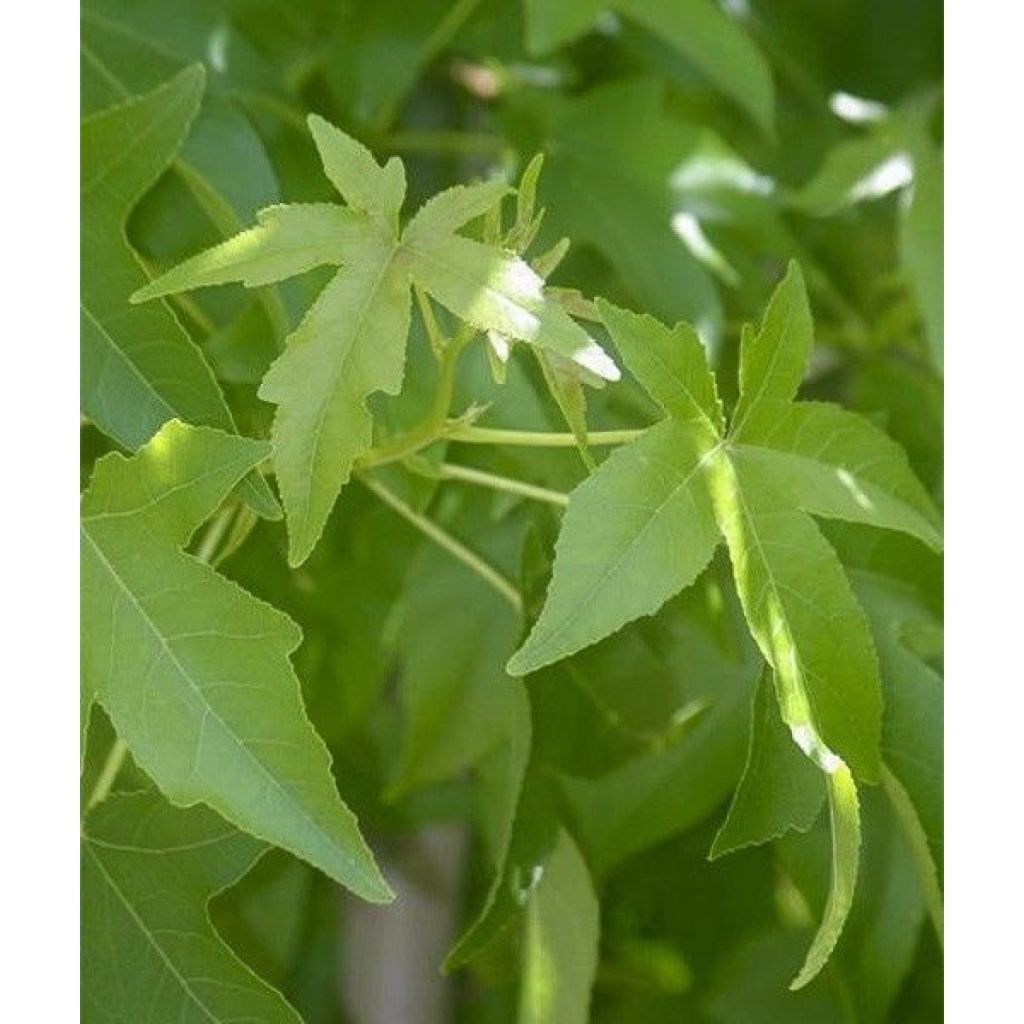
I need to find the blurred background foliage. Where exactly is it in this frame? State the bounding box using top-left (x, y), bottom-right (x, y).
top-left (81, 0), bottom-right (942, 1020)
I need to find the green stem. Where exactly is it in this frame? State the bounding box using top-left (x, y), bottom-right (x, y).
top-left (448, 426), bottom-right (646, 448)
top-left (358, 325), bottom-right (475, 469)
top-left (359, 473), bottom-right (522, 614)
top-left (437, 462), bottom-right (569, 507)
top-left (86, 738), bottom-right (128, 811)
top-left (194, 505), bottom-right (235, 563)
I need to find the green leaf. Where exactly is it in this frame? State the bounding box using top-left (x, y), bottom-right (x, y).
top-left (389, 534), bottom-right (523, 797)
top-left (82, 790), bottom-right (300, 1023)
top-left (135, 115), bottom-right (617, 565)
top-left (405, 233), bottom-right (620, 381)
top-left (710, 670), bottom-right (826, 858)
top-left (535, 79), bottom-right (722, 333)
top-left (789, 765), bottom-right (861, 989)
top-left (707, 453), bottom-right (883, 783)
top-left (518, 829), bottom-right (599, 1024)
top-left (80, 65), bottom-right (277, 518)
top-left (258, 233), bottom-right (411, 565)
top-left (509, 421), bottom-right (720, 675)
top-left (791, 135), bottom-right (906, 215)
top-left (308, 113), bottom-right (406, 228)
top-left (732, 400), bottom-right (943, 551)
top-left (524, 0), bottom-right (775, 133)
top-left (445, 693), bottom-right (560, 970)
top-left (731, 262), bottom-right (813, 433)
top-left (403, 179), bottom-right (510, 243)
top-left (596, 298), bottom-right (723, 438)
top-left (132, 204), bottom-right (373, 295)
top-left (80, 421), bottom-right (391, 902)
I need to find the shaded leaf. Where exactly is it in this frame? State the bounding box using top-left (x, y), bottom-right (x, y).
top-left (82, 790), bottom-right (300, 1023)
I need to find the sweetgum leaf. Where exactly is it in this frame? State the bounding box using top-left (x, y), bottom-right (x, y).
top-left (81, 790), bottom-right (300, 1023)
top-left (80, 65), bottom-right (278, 519)
top-left (80, 421), bottom-right (391, 902)
top-left (508, 421), bottom-right (720, 675)
top-left (135, 116), bottom-right (617, 565)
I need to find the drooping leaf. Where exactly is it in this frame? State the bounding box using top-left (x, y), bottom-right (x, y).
top-left (518, 829), bottom-right (600, 1024)
top-left (789, 765), bottom-right (861, 989)
top-left (81, 790), bottom-right (300, 1023)
top-left (135, 115), bottom-right (617, 565)
top-left (710, 670), bottom-right (826, 859)
top-left (80, 420), bottom-right (391, 902)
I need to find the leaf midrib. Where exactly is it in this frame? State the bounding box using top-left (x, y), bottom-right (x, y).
top-left (83, 840), bottom-right (222, 1023)
top-left (80, 525), bottom-right (369, 887)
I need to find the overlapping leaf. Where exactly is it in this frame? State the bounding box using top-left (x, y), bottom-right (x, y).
top-left (80, 64), bottom-right (278, 518)
top-left (82, 790), bottom-right (300, 1023)
top-left (512, 262), bottom-right (942, 984)
top-left (135, 115), bottom-right (618, 565)
top-left (80, 420), bottom-right (390, 902)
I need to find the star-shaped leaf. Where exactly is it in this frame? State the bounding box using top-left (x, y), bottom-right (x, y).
top-left (509, 261), bottom-right (942, 985)
top-left (81, 64), bottom-right (278, 519)
top-left (134, 115), bottom-right (618, 565)
top-left (82, 790), bottom-right (301, 1023)
top-left (81, 420), bottom-right (391, 902)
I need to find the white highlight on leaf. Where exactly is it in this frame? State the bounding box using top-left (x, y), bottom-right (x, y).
top-left (790, 724), bottom-right (843, 775)
top-left (828, 91), bottom-right (889, 124)
top-left (671, 212), bottom-right (740, 286)
top-left (847, 154), bottom-right (913, 203)
top-left (208, 25), bottom-right (229, 74)
top-left (836, 467), bottom-right (875, 511)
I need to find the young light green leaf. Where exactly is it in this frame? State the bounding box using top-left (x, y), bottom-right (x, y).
top-left (80, 64), bottom-right (277, 519)
top-left (707, 454), bottom-right (883, 783)
top-left (308, 113), bottom-right (406, 227)
top-left (403, 178), bottom-right (511, 244)
top-left (134, 115), bottom-right (618, 565)
top-left (132, 204), bottom-right (373, 297)
top-left (731, 261), bottom-right (813, 433)
top-left (518, 829), bottom-right (599, 1024)
top-left (711, 670), bottom-right (826, 859)
top-left (82, 791), bottom-right (301, 1023)
top-left (732, 400), bottom-right (943, 551)
top-left (258, 234), bottom-right (411, 565)
top-left (81, 421), bottom-right (391, 902)
top-left (405, 233), bottom-right (620, 381)
top-left (508, 421), bottom-right (721, 675)
top-left (596, 298), bottom-right (723, 438)
top-left (790, 765), bottom-right (861, 989)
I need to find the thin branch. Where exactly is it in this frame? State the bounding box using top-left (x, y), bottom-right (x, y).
top-left (358, 473), bottom-right (523, 614)
top-left (437, 462), bottom-right (569, 507)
